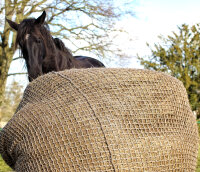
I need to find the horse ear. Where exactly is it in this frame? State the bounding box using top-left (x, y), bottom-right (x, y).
top-left (6, 19), bottom-right (19, 31)
top-left (35, 11), bottom-right (46, 25)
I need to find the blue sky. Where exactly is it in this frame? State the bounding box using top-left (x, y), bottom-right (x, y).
top-left (7, 0), bottom-right (200, 87)
top-left (111, 0), bottom-right (200, 68)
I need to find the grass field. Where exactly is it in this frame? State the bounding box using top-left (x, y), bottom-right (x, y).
top-left (196, 122), bottom-right (200, 172)
top-left (197, 147), bottom-right (200, 172)
top-left (0, 156), bottom-right (12, 172)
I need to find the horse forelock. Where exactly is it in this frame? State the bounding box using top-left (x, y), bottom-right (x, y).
top-left (16, 18), bottom-right (55, 53)
top-left (16, 19), bottom-right (33, 48)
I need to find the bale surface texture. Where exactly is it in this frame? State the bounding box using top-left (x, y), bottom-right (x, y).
top-left (0, 68), bottom-right (199, 171)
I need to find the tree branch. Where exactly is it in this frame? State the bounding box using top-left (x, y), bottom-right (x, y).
top-left (7, 72), bottom-right (27, 76)
top-left (12, 57), bottom-right (22, 61)
top-left (48, 4), bottom-right (75, 23)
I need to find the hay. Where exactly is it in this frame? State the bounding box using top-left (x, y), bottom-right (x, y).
top-left (0, 68), bottom-right (199, 171)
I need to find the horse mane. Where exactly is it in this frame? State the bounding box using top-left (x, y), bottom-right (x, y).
top-left (53, 38), bottom-right (72, 54)
top-left (53, 38), bottom-right (74, 63)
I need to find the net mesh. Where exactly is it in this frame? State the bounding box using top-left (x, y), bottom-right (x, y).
top-left (0, 68), bottom-right (199, 171)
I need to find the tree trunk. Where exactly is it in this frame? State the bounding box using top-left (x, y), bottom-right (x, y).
top-left (0, 14), bottom-right (15, 121)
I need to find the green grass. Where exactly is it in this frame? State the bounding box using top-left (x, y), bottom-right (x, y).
top-left (196, 122), bottom-right (200, 172)
top-left (0, 156), bottom-right (12, 172)
top-left (197, 146), bottom-right (200, 172)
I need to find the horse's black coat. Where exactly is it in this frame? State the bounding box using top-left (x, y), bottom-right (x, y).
top-left (7, 11), bottom-right (105, 81)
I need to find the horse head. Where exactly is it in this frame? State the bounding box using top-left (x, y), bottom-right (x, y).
top-left (7, 11), bottom-right (51, 81)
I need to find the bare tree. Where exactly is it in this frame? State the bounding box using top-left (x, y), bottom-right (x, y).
top-left (0, 0), bottom-right (134, 110)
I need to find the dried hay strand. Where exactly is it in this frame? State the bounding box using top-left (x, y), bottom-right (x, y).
top-left (0, 68), bottom-right (199, 171)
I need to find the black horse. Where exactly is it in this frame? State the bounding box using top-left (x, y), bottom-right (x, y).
top-left (53, 37), bottom-right (105, 68)
top-left (7, 11), bottom-right (105, 81)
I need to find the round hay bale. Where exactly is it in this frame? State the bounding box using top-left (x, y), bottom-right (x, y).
top-left (0, 68), bottom-right (199, 171)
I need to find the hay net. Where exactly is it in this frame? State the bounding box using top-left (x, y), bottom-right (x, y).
top-left (0, 68), bottom-right (199, 171)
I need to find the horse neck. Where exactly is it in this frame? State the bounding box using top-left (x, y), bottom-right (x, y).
top-left (52, 39), bottom-right (76, 69)
top-left (58, 49), bottom-right (76, 69)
